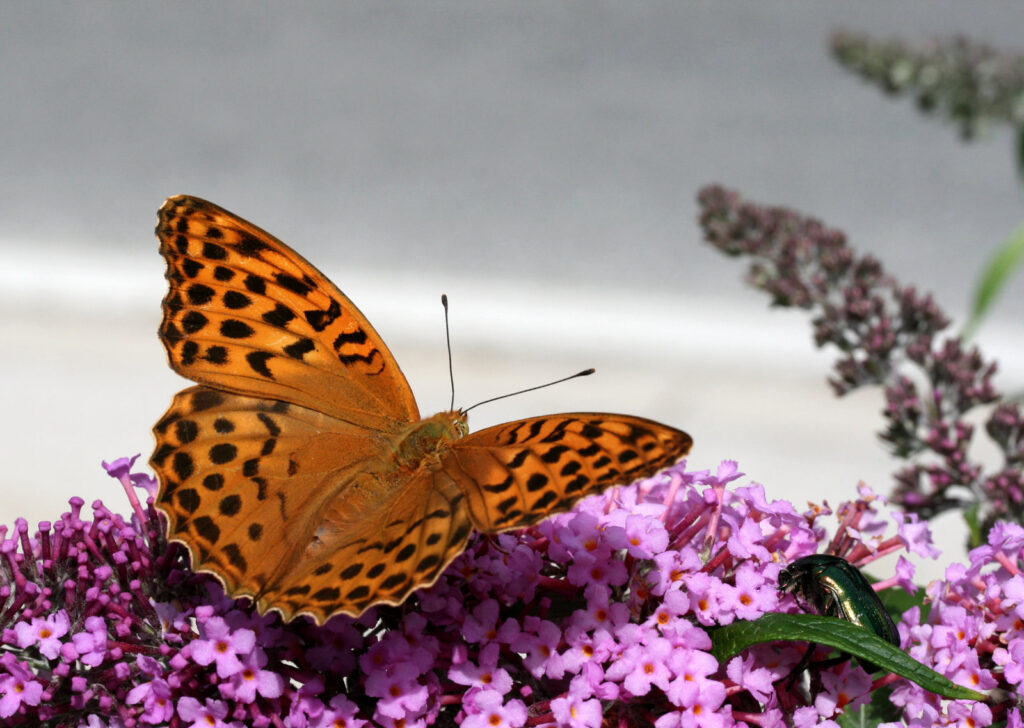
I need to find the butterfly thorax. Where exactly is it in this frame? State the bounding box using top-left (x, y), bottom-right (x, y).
top-left (392, 411), bottom-right (469, 470)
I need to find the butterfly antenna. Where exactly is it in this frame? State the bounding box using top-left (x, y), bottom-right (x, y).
top-left (442, 294), bottom-right (455, 411)
top-left (463, 368), bottom-right (595, 414)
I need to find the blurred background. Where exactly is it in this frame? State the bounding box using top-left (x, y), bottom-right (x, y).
top-left (2, 2), bottom-right (1023, 582)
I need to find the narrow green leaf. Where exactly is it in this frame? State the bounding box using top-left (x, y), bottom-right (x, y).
top-left (963, 225), bottom-right (1024, 339)
top-left (1016, 125), bottom-right (1024, 188)
top-left (709, 613), bottom-right (989, 703)
top-left (964, 501), bottom-right (984, 551)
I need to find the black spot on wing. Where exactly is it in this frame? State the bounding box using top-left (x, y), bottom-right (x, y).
top-left (534, 490), bottom-right (559, 510)
top-left (175, 419), bottom-right (198, 444)
top-left (202, 242), bottom-right (227, 261)
top-left (205, 346), bottom-right (228, 365)
top-left (312, 587), bottom-right (340, 602)
top-left (213, 418), bottom-right (235, 434)
top-left (276, 273), bottom-right (312, 296)
top-left (172, 452), bottom-right (194, 480)
top-left (340, 563), bottom-right (362, 580)
top-left (262, 304), bottom-right (296, 327)
top-left (526, 473), bottom-right (549, 492)
top-left (257, 413), bottom-right (281, 436)
top-left (246, 351), bottom-right (274, 378)
top-left (305, 299), bottom-right (341, 331)
top-left (182, 258), bottom-right (204, 279)
top-left (238, 234), bottom-right (268, 256)
top-left (186, 284), bottom-right (215, 306)
top-left (176, 487), bottom-right (199, 513)
top-left (182, 311), bottom-right (208, 334)
top-left (219, 495), bottom-right (242, 517)
top-left (345, 585), bottom-right (370, 601)
top-left (193, 515), bottom-right (220, 545)
top-left (220, 320), bottom-right (255, 339)
top-left (380, 573), bottom-right (408, 591)
top-left (209, 443), bottom-right (238, 465)
top-left (213, 266), bottom-right (234, 282)
top-left (283, 338), bottom-right (315, 360)
top-left (222, 290), bottom-right (251, 309)
top-left (180, 341), bottom-right (199, 365)
top-left (244, 274), bottom-right (266, 295)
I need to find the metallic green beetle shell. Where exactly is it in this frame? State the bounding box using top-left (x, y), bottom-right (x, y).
top-left (778, 554), bottom-right (900, 646)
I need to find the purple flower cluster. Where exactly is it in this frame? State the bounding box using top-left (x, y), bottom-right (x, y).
top-left (4, 452), bottom-right (991, 726)
top-left (697, 185), bottom-right (1023, 534)
top-left (893, 521), bottom-right (1024, 726)
top-left (830, 31), bottom-right (1024, 140)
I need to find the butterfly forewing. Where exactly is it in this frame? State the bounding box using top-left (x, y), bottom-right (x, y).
top-left (151, 195), bottom-right (694, 624)
top-left (447, 414), bottom-right (692, 532)
top-left (156, 195), bottom-right (418, 428)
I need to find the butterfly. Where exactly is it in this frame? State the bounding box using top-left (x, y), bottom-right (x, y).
top-left (150, 195), bottom-right (692, 624)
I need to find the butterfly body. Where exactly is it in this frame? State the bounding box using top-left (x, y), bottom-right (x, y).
top-left (392, 410), bottom-right (469, 469)
top-left (151, 195), bottom-right (692, 623)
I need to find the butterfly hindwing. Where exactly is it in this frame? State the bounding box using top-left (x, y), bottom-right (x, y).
top-left (156, 195), bottom-right (418, 428)
top-left (256, 463), bottom-right (475, 622)
top-left (152, 385), bottom-right (473, 623)
top-left (444, 414), bottom-right (692, 532)
top-left (152, 386), bottom-right (385, 608)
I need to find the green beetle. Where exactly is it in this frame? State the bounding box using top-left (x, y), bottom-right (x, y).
top-left (778, 554), bottom-right (899, 672)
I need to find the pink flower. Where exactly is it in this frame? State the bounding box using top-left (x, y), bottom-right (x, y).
top-left (365, 661), bottom-right (428, 720)
top-left (221, 648), bottom-right (285, 703)
top-left (71, 616), bottom-right (109, 667)
top-left (309, 695), bottom-right (367, 728)
top-left (730, 562), bottom-right (778, 620)
top-left (449, 643), bottom-right (513, 695)
top-left (813, 663), bottom-right (872, 719)
top-left (519, 617), bottom-right (564, 679)
top-left (0, 657), bottom-right (43, 718)
top-left (567, 549), bottom-right (628, 589)
top-left (607, 514), bottom-right (670, 559)
top-left (13, 610), bottom-right (69, 659)
top-left (726, 652), bottom-right (775, 705)
top-left (665, 648), bottom-right (720, 709)
top-left (176, 696), bottom-right (241, 728)
top-left (893, 511), bottom-right (942, 559)
top-left (462, 599), bottom-right (502, 643)
top-left (189, 614), bottom-right (255, 679)
top-left (604, 638), bottom-right (672, 696)
top-left (550, 694), bottom-right (602, 728)
top-left (461, 689), bottom-right (527, 728)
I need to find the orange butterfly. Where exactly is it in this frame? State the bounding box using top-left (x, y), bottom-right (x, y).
top-left (150, 196), bottom-right (692, 624)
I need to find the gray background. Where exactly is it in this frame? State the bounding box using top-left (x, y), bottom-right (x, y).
top-left (2, 2), bottom-right (1023, 581)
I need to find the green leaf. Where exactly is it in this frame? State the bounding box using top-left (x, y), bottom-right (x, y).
top-left (836, 684), bottom-right (901, 727)
top-left (964, 501), bottom-right (984, 551)
top-left (963, 225), bottom-right (1024, 339)
top-left (709, 613), bottom-right (990, 702)
top-left (877, 584), bottom-right (929, 624)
